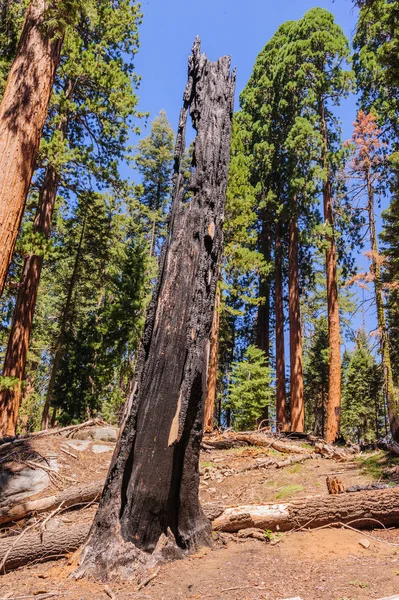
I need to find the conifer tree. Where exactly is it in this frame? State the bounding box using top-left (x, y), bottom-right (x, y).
top-left (341, 330), bottom-right (383, 443)
top-left (0, 0), bottom-right (143, 434)
top-left (134, 110), bottom-right (175, 256)
top-left (348, 110), bottom-right (399, 440)
top-left (227, 345), bottom-right (273, 431)
top-left (0, 0), bottom-right (86, 299)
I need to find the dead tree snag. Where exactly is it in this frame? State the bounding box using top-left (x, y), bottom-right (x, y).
top-left (76, 38), bottom-right (235, 581)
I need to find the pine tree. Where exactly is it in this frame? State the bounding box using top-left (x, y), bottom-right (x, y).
top-left (133, 110), bottom-right (175, 256)
top-left (348, 110), bottom-right (399, 440)
top-left (227, 345), bottom-right (273, 431)
top-left (341, 330), bottom-right (383, 443)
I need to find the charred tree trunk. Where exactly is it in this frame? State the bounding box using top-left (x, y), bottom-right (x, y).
top-left (76, 39), bottom-right (235, 581)
top-left (275, 222), bottom-right (287, 431)
top-left (0, 0), bottom-right (63, 297)
top-left (321, 103), bottom-right (341, 443)
top-left (204, 283), bottom-right (221, 432)
top-left (289, 210), bottom-right (304, 432)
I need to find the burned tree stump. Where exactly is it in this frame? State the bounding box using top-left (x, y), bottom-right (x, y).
top-left (76, 38), bottom-right (235, 581)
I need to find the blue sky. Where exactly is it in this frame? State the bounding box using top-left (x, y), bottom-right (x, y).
top-left (128, 0), bottom-right (386, 348)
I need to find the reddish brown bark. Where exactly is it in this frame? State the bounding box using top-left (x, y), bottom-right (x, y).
top-left (0, 164), bottom-right (60, 436)
top-left (321, 105), bottom-right (341, 443)
top-left (289, 212), bottom-right (304, 432)
top-left (275, 222), bottom-right (287, 431)
top-left (204, 284), bottom-right (221, 433)
top-left (0, 0), bottom-right (63, 297)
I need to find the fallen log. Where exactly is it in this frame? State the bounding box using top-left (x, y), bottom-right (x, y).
top-left (0, 480), bottom-right (104, 526)
top-left (2, 487), bottom-right (399, 573)
top-left (221, 433), bottom-right (310, 455)
top-left (213, 487), bottom-right (399, 533)
top-left (0, 522), bottom-right (91, 573)
top-left (0, 418), bottom-right (105, 451)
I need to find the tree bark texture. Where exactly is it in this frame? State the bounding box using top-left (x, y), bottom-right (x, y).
top-left (0, 522), bottom-right (91, 573)
top-left (275, 222), bottom-right (287, 431)
top-left (256, 217), bottom-right (271, 358)
top-left (76, 39), bottom-right (235, 581)
top-left (289, 213), bottom-right (304, 432)
top-left (367, 176), bottom-right (399, 441)
top-left (0, 0), bottom-right (63, 297)
top-left (321, 104), bottom-right (342, 443)
top-left (204, 283), bottom-right (221, 432)
top-left (213, 487), bottom-right (399, 532)
top-left (0, 160), bottom-right (62, 437)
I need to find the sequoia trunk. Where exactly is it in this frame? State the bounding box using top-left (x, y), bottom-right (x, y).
top-left (321, 103), bottom-right (341, 443)
top-left (289, 212), bottom-right (304, 432)
top-left (0, 162), bottom-right (61, 437)
top-left (0, 0), bottom-right (63, 296)
top-left (204, 283), bottom-right (221, 432)
top-left (275, 222), bottom-right (287, 431)
top-left (76, 39), bottom-right (235, 581)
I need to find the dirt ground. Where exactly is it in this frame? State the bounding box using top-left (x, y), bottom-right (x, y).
top-left (1, 430), bottom-right (399, 600)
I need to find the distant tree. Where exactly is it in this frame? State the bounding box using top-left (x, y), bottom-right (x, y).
top-left (303, 317), bottom-right (330, 437)
top-left (227, 345), bottom-right (274, 431)
top-left (348, 110), bottom-right (399, 441)
top-left (133, 110), bottom-right (174, 256)
top-left (341, 330), bottom-right (383, 443)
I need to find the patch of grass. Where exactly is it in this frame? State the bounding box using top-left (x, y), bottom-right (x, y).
top-left (356, 451), bottom-right (390, 480)
top-left (275, 484), bottom-right (304, 499)
top-left (288, 463), bottom-right (303, 474)
top-left (200, 461), bottom-right (216, 469)
top-left (301, 442), bottom-right (314, 452)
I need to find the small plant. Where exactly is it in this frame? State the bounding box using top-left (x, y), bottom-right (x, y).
top-left (349, 580), bottom-right (368, 588)
top-left (275, 484), bottom-right (304, 499)
top-left (201, 461), bottom-right (216, 469)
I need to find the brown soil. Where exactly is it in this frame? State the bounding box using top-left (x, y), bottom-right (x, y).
top-left (1, 432), bottom-right (399, 600)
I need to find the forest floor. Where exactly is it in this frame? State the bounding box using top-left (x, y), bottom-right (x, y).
top-left (1, 428), bottom-right (399, 600)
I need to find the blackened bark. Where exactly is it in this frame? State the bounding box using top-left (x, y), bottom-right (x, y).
top-left (76, 39), bottom-right (235, 581)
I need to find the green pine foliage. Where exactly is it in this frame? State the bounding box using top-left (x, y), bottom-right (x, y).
top-left (341, 331), bottom-right (384, 443)
top-left (227, 345), bottom-right (274, 431)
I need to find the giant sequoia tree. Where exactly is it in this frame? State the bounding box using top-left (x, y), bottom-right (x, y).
top-left (76, 39), bottom-right (235, 580)
top-left (0, 0), bottom-right (84, 297)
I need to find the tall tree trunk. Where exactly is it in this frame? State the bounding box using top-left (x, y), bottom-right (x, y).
top-left (0, 0), bottom-right (63, 297)
top-left (257, 218), bottom-right (271, 357)
top-left (0, 166), bottom-right (60, 436)
top-left (204, 283), bottom-right (221, 433)
top-left (289, 210), bottom-right (304, 432)
top-left (367, 175), bottom-right (399, 440)
top-left (41, 212), bottom-right (87, 429)
top-left (0, 110), bottom-right (69, 437)
top-left (76, 39), bottom-right (235, 581)
top-left (275, 222), bottom-right (287, 431)
top-left (321, 102), bottom-right (341, 443)
top-left (257, 216), bottom-right (271, 425)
